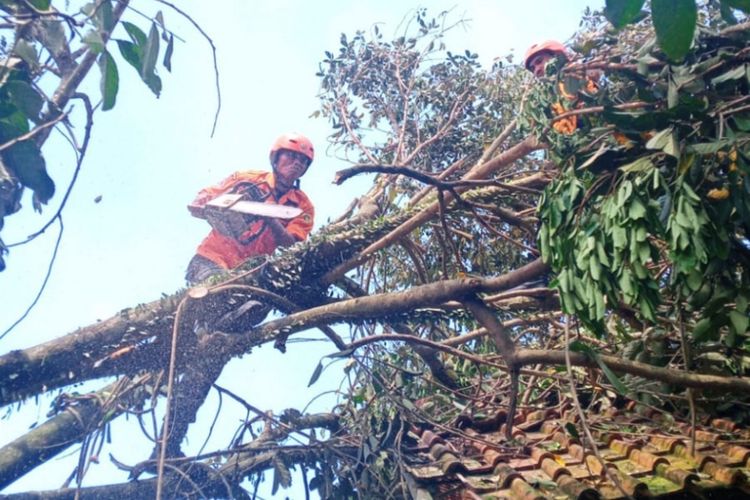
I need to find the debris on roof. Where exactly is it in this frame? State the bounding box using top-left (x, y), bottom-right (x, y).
top-left (404, 402), bottom-right (750, 499)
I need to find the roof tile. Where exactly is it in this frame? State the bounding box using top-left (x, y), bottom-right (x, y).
top-left (404, 400), bottom-right (750, 499)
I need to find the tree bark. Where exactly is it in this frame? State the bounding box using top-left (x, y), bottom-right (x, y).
top-left (0, 376), bottom-right (150, 490)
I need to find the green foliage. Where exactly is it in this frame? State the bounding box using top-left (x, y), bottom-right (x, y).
top-left (605, 0), bottom-right (646, 28)
top-left (652, 0), bottom-right (697, 61)
top-left (605, 0), bottom-right (749, 61)
top-left (0, 1), bottom-right (176, 267)
top-left (0, 66), bottom-right (52, 207)
top-left (98, 51), bottom-right (119, 111)
top-left (317, 8), bottom-right (526, 176)
top-left (536, 4), bottom-right (750, 348)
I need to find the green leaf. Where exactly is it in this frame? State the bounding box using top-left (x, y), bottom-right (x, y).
top-left (710, 65), bottom-right (746, 86)
top-left (605, 0), bottom-right (646, 28)
top-left (27, 0), bottom-right (50, 9)
top-left (142, 23), bottom-right (160, 77)
top-left (40, 20), bottom-right (66, 56)
top-left (116, 39), bottom-right (141, 71)
top-left (732, 114), bottom-right (750, 132)
top-left (140, 22), bottom-right (161, 96)
top-left (163, 33), bottom-right (174, 72)
top-left (737, 294), bottom-right (748, 314)
top-left (98, 51), bottom-right (119, 111)
top-left (685, 270), bottom-right (703, 291)
top-left (693, 317), bottom-right (717, 341)
top-left (645, 127), bottom-right (678, 157)
top-left (3, 80), bottom-right (43, 120)
top-left (307, 361), bottom-right (323, 387)
top-left (620, 157), bottom-right (654, 174)
top-left (628, 199), bottom-right (647, 220)
top-left (84, 0), bottom-right (114, 32)
top-left (722, 0), bottom-right (750, 13)
top-left (651, 0), bottom-right (697, 62)
top-left (122, 21), bottom-right (147, 47)
top-left (155, 10), bottom-right (168, 39)
top-left (1, 138), bottom-right (54, 204)
top-left (686, 140), bottom-right (731, 155)
top-left (729, 310), bottom-right (749, 335)
top-left (564, 422), bottom-right (580, 440)
top-left (595, 355), bottom-right (629, 394)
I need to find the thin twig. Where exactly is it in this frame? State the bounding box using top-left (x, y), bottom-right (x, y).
top-left (563, 316), bottom-right (632, 499)
top-left (678, 310), bottom-right (696, 456)
top-left (154, 0), bottom-right (221, 136)
top-left (9, 94), bottom-right (93, 247)
top-left (0, 217), bottom-right (63, 340)
top-left (155, 295), bottom-right (190, 500)
top-left (0, 112), bottom-right (67, 154)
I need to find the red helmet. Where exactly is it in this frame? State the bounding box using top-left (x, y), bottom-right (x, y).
top-left (269, 132), bottom-right (314, 166)
top-left (524, 40), bottom-right (568, 70)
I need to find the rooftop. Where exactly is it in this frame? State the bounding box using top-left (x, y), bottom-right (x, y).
top-left (404, 402), bottom-right (750, 499)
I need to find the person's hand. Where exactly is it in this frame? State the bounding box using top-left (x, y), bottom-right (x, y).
top-left (205, 209), bottom-right (250, 240)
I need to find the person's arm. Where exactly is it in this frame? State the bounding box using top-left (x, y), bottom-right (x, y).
top-left (268, 193), bottom-right (314, 248)
top-left (187, 173), bottom-right (240, 217)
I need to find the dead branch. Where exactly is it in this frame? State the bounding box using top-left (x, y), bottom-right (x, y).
top-left (321, 134), bottom-right (543, 284)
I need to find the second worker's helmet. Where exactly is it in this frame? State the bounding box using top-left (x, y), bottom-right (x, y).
top-left (269, 132), bottom-right (315, 167)
top-left (523, 40), bottom-right (568, 70)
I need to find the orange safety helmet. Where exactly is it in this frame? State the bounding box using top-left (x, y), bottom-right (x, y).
top-left (269, 132), bottom-right (315, 166)
top-left (523, 40), bottom-right (568, 70)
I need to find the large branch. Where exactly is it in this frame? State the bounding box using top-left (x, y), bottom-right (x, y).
top-left (0, 294), bottom-right (182, 406)
top-left (0, 375), bottom-right (150, 490)
top-left (0, 213), bottom-right (414, 406)
top-left (0, 256), bottom-right (546, 410)
top-left (159, 338), bottom-right (225, 458)
top-left (335, 334), bottom-right (750, 394)
top-left (1, 413), bottom-right (344, 499)
top-left (221, 258), bottom-right (549, 353)
top-left (516, 349), bottom-right (750, 392)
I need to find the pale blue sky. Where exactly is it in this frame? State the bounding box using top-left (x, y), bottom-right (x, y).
top-left (1, 1), bottom-right (600, 495)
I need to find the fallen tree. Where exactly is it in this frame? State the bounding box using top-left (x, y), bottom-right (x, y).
top-left (2, 4), bottom-right (750, 498)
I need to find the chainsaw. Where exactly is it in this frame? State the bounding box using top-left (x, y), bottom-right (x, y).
top-left (188, 193), bottom-right (302, 241)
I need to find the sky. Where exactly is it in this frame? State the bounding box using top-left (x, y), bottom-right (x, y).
top-left (0, 0), bottom-right (600, 496)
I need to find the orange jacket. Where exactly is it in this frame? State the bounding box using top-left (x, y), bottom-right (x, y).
top-left (551, 77), bottom-right (600, 134)
top-left (192, 171), bottom-right (314, 269)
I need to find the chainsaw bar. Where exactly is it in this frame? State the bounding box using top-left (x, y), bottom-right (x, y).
top-left (203, 193), bottom-right (303, 219)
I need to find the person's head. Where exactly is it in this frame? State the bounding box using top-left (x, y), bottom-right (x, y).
top-left (269, 133), bottom-right (314, 190)
top-left (524, 40), bottom-right (568, 78)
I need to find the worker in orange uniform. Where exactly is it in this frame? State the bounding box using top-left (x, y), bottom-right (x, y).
top-left (524, 40), bottom-right (570, 79)
top-left (185, 132), bottom-right (315, 284)
top-left (524, 40), bottom-right (599, 135)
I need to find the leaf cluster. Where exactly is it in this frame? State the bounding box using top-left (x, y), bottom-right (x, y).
top-left (535, 4), bottom-right (750, 353)
top-left (0, 0), bottom-right (175, 269)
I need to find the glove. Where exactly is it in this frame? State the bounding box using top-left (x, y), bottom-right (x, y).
top-left (204, 207), bottom-right (255, 240)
